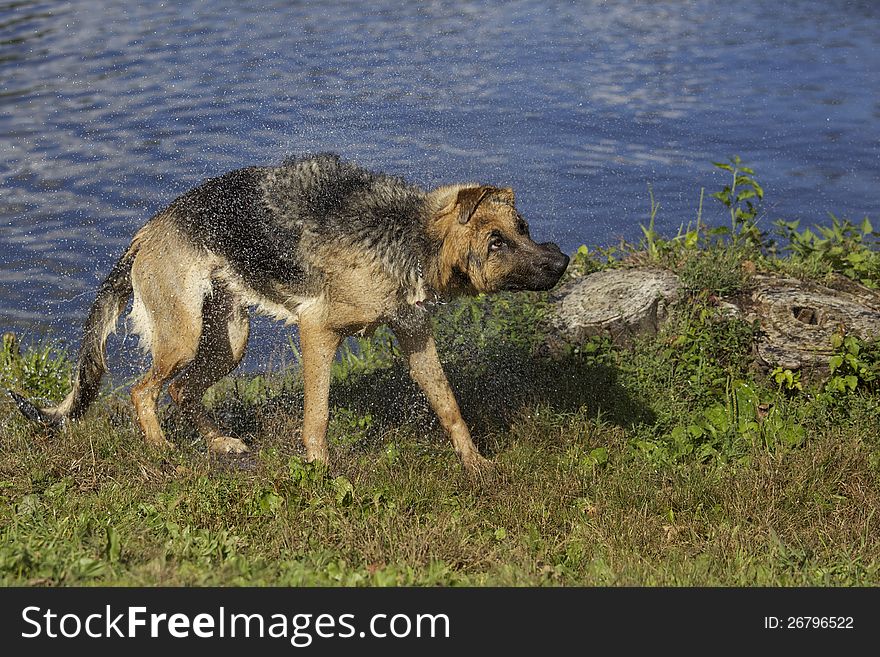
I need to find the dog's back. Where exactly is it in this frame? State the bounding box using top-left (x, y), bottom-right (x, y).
top-left (156, 153), bottom-right (432, 301)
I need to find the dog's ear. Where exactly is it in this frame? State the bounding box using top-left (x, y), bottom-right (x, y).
top-left (430, 185), bottom-right (513, 224)
top-left (455, 186), bottom-right (493, 225)
top-left (491, 187), bottom-right (515, 206)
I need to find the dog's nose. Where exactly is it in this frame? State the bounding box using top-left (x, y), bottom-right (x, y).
top-left (539, 242), bottom-right (570, 274)
top-left (557, 251), bottom-right (570, 272)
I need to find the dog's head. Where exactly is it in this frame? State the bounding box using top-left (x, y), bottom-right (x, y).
top-left (429, 185), bottom-right (569, 295)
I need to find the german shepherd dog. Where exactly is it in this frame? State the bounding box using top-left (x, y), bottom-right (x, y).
top-left (10, 154), bottom-right (569, 474)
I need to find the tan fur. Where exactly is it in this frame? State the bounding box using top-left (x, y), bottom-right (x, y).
top-left (126, 213), bottom-right (248, 452)
top-left (394, 326), bottom-right (487, 471)
top-left (310, 242), bottom-right (400, 331)
top-left (426, 184), bottom-right (534, 296)
top-left (425, 184), bottom-right (480, 295)
top-left (68, 185), bottom-right (553, 472)
top-left (298, 312), bottom-right (342, 463)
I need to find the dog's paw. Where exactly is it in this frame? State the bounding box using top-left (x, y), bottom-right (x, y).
top-left (461, 452), bottom-right (495, 479)
top-left (304, 446), bottom-right (331, 465)
top-left (144, 437), bottom-right (176, 452)
top-left (208, 436), bottom-right (249, 455)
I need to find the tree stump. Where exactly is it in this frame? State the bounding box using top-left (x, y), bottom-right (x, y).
top-left (549, 268), bottom-right (681, 345)
top-left (548, 267), bottom-right (880, 371)
top-left (744, 275), bottom-right (880, 370)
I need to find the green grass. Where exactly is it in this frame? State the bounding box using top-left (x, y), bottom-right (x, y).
top-left (1, 159), bottom-right (878, 586)
top-left (2, 290), bottom-right (879, 586)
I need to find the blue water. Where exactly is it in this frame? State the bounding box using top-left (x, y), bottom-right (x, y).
top-left (2, 0), bottom-right (879, 363)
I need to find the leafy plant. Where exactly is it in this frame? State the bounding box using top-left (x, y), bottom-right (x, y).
top-left (328, 406), bottom-right (375, 447)
top-left (677, 245), bottom-right (751, 297)
top-left (566, 244), bottom-right (604, 278)
top-left (331, 327), bottom-right (401, 381)
top-left (664, 379), bottom-right (804, 463)
top-left (650, 302), bottom-right (757, 404)
top-left (770, 367), bottom-right (803, 394)
top-left (636, 185), bottom-right (706, 264)
top-left (434, 291), bottom-right (552, 365)
top-left (287, 456), bottom-right (330, 487)
top-left (775, 215), bottom-right (878, 288)
top-left (710, 155), bottom-right (766, 246)
top-left (641, 184), bottom-right (664, 261)
top-left (0, 332), bottom-right (71, 402)
top-left (824, 331), bottom-right (879, 396)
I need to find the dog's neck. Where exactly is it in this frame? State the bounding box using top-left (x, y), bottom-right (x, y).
top-left (422, 187), bottom-right (478, 301)
top-left (410, 258), bottom-right (447, 311)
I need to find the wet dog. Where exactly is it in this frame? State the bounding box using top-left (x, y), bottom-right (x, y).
top-left (9, 153), bottom-right (569, 473)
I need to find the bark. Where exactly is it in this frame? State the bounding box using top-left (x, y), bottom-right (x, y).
top-left (549, 268), bottom-right (880, 370)
top-left (744, 274), bottom-right (880, 369)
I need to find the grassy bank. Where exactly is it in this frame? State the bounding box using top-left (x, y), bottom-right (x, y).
top-left (1, 159), bottom-right (878, 586)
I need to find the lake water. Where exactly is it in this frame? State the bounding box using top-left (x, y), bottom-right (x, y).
top-left (2, 0), bottom-right (879, 365)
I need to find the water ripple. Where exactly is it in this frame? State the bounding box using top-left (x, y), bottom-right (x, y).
top-left (1, 0), bottom-right (878, 351)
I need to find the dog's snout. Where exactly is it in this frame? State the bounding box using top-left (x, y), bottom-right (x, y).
top-left (539, 242), bottom-right (569, 273)
top-left (556, 251), bottom-right (570, 271)
top-left (509, 241), bottom-right (569, 292)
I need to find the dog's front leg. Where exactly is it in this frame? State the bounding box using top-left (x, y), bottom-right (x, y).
top-left (299, 317), bottom-right (342, 465)
top-left (394, 325), bottom-right (491, 474)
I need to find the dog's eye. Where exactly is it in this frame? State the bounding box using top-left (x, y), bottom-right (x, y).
top-left (488, 236), bottom-right (505, 253)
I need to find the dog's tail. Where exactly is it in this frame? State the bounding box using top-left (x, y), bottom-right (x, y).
top-left (8, 243), bottom-right (139, 426)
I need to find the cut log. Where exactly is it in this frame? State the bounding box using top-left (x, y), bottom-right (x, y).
top-left (744, 275), bottom-right (880, 370)
top-left (547, 267), bottom-right (880, 372)
top-left (549, 268), bottom-right (681, 345)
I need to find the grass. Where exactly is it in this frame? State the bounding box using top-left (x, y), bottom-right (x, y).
top-left (1, 159), bottom-right (879, 586)
top-left (2, 294), bottom-right (878, 586)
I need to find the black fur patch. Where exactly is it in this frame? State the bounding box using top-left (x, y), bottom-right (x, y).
top-left (170, 167), bottom-right (308, 296)
top-left (262, 154), bottom-right (437, 291)
top-left (7, 389), bottom-right (59, 426)
top-left (167, 155), bottom-right (442, 298)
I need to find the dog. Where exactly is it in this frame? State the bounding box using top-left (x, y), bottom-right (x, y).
top-left (9, 153), bottom-right (569, 473)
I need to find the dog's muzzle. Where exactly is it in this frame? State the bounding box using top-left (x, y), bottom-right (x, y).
top-left (530, 242), bottom-right (569, 290)
top-left (504, 242), bottom-right (570, 292)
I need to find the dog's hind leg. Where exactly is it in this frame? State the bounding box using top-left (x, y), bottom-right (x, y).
top-left (168, 283), bottom-right (250, 455)
top-left (129, 322), bottom-right (200, 451)
top-left (128, 243), bottom-right (210, 450)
